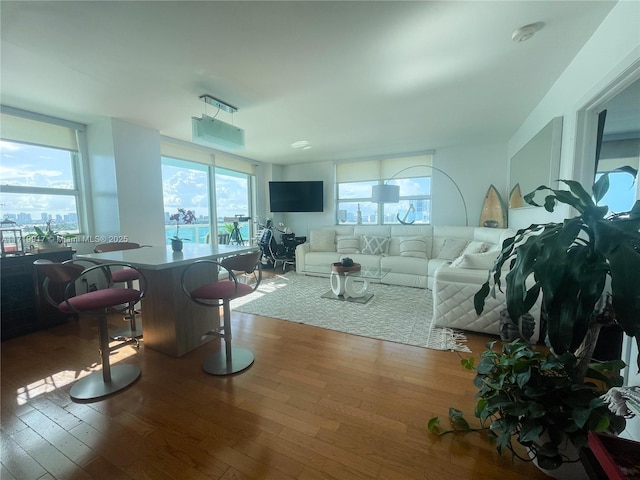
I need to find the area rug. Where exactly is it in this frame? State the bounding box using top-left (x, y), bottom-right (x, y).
top-left (231, 273), bottom-right (470, 352)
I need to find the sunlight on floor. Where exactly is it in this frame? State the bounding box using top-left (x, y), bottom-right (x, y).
top-left (15, 342), bottom-right (139, 405)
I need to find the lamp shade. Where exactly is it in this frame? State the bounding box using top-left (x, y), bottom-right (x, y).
top-left (371, 184), bottom-right (400, 203)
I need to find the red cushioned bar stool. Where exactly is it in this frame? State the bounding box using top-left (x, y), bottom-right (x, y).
top-left (94, 242), bottom-right (148, 340)
top-left (34, 259), bottom-right (146, 401)
top-left (181, 250), bottom-right (262, 375)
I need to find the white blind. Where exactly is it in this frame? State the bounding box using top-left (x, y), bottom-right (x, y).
top-left (160, 141), bottom-right (256, 174)
top-left (0, 112), bottom-right (79, 151)
top-left (336, 154), bottom-right (433, 182)
top-left (215, 153), bottom-right (256, 175)
top-left (161, 141), bottom-right (214, 165)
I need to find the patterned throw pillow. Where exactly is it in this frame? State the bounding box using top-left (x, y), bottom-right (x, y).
top-left (361, 235), bottom-right (390, 255)
top-left (399, 236), bottom-right (428, 258)
top-left (336, 236), bottom-right (360, 254)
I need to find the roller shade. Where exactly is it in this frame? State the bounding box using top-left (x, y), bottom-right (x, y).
top-left (336, 154), bottom-right (433, 182)
top-left (215, 153), bottom-right (256, 175)
top-left (0, 112), bottom-right (79, 151)
top-left (160, 141), bottom-right (256, 174)
top-left (161, 141), bottom-right (214, 165)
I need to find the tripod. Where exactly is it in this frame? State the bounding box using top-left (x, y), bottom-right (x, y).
top-left (229, 222), bottom-right (244, 245)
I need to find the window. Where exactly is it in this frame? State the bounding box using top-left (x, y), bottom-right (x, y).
top-left (0, 111), bottom-right (84, 236)
top-left (380, 177), bottom-right (431, 224)
top-left (335, 155), bottom-right (433, 225)
top-left (161, 157), bottom-right (211, 244)
top-left (161, 151), bottom-right (255, 245)
top-left (595, 170), bottom-right (636, 214)
top-left (215, 167), bottom-right (252, 244)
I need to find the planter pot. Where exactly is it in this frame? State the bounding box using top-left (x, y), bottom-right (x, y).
top-left (171, 239), bottom-right (183, 252)
top-left (36, 239), bottom-right (64, 251)
top-left (527, 436), bottom-right (589, 480)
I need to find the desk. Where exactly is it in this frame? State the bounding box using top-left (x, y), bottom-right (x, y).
top-left (76, 244), bottom-right (257, 357)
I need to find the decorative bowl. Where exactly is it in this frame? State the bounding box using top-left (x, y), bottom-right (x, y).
top-left (331, 262), bottom-right (361, 273)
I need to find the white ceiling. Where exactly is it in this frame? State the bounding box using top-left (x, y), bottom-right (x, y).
top-left (0, 1), bottom-right (618, 166)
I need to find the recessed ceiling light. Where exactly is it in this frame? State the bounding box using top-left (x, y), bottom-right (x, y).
top-left (512, 22), bottom-right (544, 43)
top-left (291, 140), bottom-right (310, 149)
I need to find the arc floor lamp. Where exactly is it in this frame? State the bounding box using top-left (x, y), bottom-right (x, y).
top-left (370, 165), bottom-right (469, 226)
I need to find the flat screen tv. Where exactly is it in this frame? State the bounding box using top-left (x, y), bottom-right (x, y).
top-left (269, 181), bottom-right (324, 212)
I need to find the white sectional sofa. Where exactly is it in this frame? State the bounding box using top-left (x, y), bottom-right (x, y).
top-left (295, 224), bottom-right (542, 341)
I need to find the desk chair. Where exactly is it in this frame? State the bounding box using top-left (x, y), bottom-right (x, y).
top-left (94, 242), bottom-right (147, 339)
top-left (181, 250), bottom-right (262, 375)
top-left (34, 259), bottom-right (146, 401)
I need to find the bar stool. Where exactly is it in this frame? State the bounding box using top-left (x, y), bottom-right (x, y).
top-left (94, 242), bottom-right (147, 339)
top-left (34, 259), bottom-right (146, 401)
top-left (181, 250), bottom-right (262, 375)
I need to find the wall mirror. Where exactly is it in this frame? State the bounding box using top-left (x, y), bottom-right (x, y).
top-left (509, 116), bottom-right (563, 208)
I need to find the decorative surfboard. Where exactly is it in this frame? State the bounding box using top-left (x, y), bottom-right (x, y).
top-left (509, 183), bottom-right (524, 209)
top-left (479, 184), bottom-right (507, 228)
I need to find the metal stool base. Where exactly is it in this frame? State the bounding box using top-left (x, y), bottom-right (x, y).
top-left (70, 364), bottom-right (141, 401)
top-left (202, 348), bottom-right (254, 376)
top-left (112, 321), bottom-right (143, 339)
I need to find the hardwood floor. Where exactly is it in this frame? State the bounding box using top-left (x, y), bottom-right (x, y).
top-left (1, 274), bottom-right (549, 479)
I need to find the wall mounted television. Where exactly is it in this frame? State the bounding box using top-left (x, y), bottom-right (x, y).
top-left (269, 181), bottom-right (324, 212)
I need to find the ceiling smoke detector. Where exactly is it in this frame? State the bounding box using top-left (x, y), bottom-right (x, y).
top-left (512, 22), bottom-right (544, 43)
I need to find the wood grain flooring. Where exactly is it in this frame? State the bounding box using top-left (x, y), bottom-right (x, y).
top-left (1, 277), bottom-right (549, 479)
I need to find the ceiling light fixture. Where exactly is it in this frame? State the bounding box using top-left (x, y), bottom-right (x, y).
top-left (291, 140), bottom-right (312, 150)
top-left (199, 94), bottom-right (238, 113)
top-left (512, 22), bottom-right (544, 43)
top-left (192, 95), bottom-right (245, 149)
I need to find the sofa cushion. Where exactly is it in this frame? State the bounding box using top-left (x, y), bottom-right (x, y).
top-left (361, 235), bottom-right (390, 255)
top-left (436, 238), bottom-right (468, 260)
top-left (399, 236), bottom-right (428, 258)
top-left (381, 255), bottom-right (428, 275)
top-left (451, 250), bottom-right (499, 270)
top-left (336, 235), bottom-right (360, 254)
top-left (462, 240), bottom-right (488, 255)
top-left (309, 230), bottom-right (336, 252)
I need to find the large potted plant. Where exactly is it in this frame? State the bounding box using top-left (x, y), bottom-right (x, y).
top-left (429, 172), bottom-right (640, 476)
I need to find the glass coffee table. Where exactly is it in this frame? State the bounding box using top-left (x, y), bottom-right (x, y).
top-left (305, 264), bottom-right (391, 304)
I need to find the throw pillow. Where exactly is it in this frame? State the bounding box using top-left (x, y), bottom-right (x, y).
top-left (336, 235), bottom-right (360, 254)
top-left (361, 235), bottom-right (390, 255)
top-left (399, 236), bottom-right (428, 258)
top-left (309, 230), bottom-right (336, 252)
top-left (436, 238), bottom-right (469, 260)
top-left (462, 240), bottom-right (488, 255)
top-left (450, 251), bottom-right (499, 269)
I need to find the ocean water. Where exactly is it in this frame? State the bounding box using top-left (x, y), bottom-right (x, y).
top-left (164, 223), bottom-right (251, 244)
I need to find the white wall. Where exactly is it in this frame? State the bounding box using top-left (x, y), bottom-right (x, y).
top-left (508, 1), bottom-right (640, 230)
top-left (86, 118), bottom-right (165, 250)
top-left (433, 143), bottom-right (508, 227)
top-left (275, 143), bottom-right (507, 238)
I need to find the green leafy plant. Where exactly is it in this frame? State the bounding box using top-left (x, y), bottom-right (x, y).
top-left (25, 220), bottom-right (75, 244)
top-left (428, 340), bottom-right (626, 470)
top-left (475, 170), bottom-right (640, 377)
top-left (429, 171), bottom-right (639, 471)
top-left (169, 208), bottom-right (196, 241)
